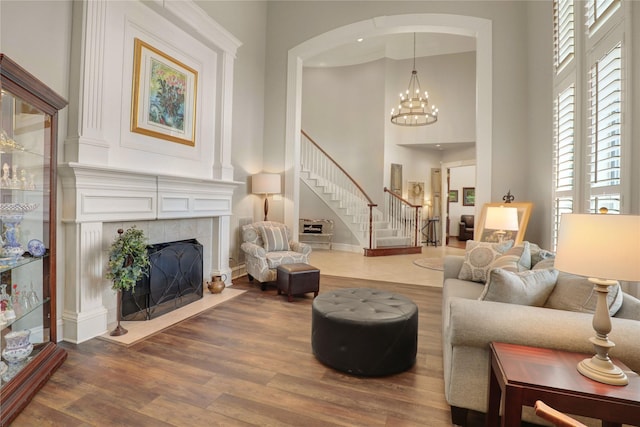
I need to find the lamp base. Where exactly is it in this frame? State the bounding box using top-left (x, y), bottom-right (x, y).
top-left (577, 277), bottom-right (629, 386)
top-left (577, 355), bottom-right (628, 386)
top-left (263, 196), bottom-right (269, 221)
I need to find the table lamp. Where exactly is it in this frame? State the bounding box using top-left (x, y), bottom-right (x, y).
top-left (484, 206), bottom-right (519, 243)
top-left (252, 173), bottom-right (281, 221)
top-left (554, 213), bottom-right (640, 386)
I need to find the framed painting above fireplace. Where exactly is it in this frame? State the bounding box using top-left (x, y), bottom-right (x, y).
top-left (131, 38), bottom-right (198, 147)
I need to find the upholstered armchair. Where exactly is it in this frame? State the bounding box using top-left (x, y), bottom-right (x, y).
top-left (241, 221), bottom-right (312, 289)
top-left (458, 215), bottom-right (474, 241)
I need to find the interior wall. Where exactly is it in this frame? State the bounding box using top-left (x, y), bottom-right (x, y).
top-left (265, 1), bottom-right (538, 228)
top-left (194, 0), bottom-right (268, 265)
top-left (448, 165), bottom-right (476, 237)
top-left (302, 60), bottom-right (385, 204)
top-left (524, 0), bottom-right (554, 248)
top-left (386, 52), bottom-right (476, 147)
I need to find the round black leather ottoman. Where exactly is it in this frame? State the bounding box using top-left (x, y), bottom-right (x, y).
top-left (311, 288), bottom-right (418, 376)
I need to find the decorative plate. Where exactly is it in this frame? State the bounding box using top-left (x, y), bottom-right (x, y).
top-left (27, 239), bottom-right (46, 257)
top-left (0, 203), bottom-right (39, 216)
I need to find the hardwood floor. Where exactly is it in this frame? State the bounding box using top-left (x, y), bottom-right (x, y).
top-left (12, 275), bottom-right (490, 427)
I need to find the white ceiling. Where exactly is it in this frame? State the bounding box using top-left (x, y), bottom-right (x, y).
top-left (304, 32), bottom-right (476, 68)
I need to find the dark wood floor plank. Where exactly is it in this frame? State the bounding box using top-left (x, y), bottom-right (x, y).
top-left (11, 274), bottom-right (490, 427)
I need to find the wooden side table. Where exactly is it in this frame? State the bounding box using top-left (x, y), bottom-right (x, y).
top-left (487, 342), bottom-right (640, 427)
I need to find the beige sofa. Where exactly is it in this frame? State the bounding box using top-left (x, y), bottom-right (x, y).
top-left (442, 254), bottom-right (640, 426)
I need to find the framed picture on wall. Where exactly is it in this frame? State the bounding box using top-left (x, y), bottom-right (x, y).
top-left (476, 202), bottom-right (533, 245)
top-left (408, 181), bottom-right (424, 206)
top-left (131, 38), bottom-right (198, 146)
top-left (462, 187), bottom-right (475, 206)
top-left (448, 190), bottom-right (458, 203)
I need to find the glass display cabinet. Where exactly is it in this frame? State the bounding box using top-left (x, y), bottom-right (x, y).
top-left (0, 54), bottom-right (67, 425)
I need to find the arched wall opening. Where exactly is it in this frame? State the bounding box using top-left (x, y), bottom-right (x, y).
top-left (284, 14), bottom-right (492, 240)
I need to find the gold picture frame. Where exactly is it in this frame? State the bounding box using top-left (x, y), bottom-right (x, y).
top-left (131, 38), bottom-right (198, 146)
top-left (476, 202), bottom-right (533, 244)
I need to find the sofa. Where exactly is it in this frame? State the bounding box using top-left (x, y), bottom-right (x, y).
top-left (442, 241), bottom-right (640, 426)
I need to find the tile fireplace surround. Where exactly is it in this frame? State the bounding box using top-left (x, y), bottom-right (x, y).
top-left (59, 163), bottom-right (239, 344)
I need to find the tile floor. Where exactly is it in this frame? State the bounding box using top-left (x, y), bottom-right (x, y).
top-left (308, 243), bottom-right (465, 288)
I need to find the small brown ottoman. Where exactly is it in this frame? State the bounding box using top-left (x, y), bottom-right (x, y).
top-left (276, 263), bottom-right (320, 302)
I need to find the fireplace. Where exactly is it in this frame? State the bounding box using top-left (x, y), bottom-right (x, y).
top-left (121, 239), bottom-right (204, 321)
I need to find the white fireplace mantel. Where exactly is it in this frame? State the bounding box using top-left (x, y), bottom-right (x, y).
top-left (59, 163), bottom-right (242, 343)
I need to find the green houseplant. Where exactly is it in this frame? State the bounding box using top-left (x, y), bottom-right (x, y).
top-left (106, 227), bottom-right (150, 336)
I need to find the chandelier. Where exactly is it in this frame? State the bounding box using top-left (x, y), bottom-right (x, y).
top-left (390, 33), bottom-right (438, 126)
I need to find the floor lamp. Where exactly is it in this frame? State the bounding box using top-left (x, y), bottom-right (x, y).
top-left (484, 206), bottom-right (519, 243)
top-left (554, 213), bottom-right (640, 386)
top-left (252, 173), bottom-right (281, 221)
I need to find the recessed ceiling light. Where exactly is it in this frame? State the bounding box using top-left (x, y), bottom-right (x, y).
top-left (356, 38), bottom-right (364, 43)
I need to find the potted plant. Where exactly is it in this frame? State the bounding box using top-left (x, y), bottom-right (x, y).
top-left (105, 227), bottom-right (150, 336)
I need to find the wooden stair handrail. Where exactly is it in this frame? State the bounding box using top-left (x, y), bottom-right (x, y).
top-left (302, 130), bottom-right (376, 207)
top-left (383, 187), bottom-right (422, 208)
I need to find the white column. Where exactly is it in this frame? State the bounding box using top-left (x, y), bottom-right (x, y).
top-left (65, 0), bottom-right (110, 164)
top-left (213, 51), bottom-right (235, 181)
top-left (62, 221), bottom-right (109, 343)
top-left (212, 215), bottom-right (232, 285)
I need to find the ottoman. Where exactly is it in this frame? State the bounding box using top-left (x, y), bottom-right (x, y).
top-left (276, 263), bottom-right (320, 302)
top-left (311, 288), bottom-right (418, 376)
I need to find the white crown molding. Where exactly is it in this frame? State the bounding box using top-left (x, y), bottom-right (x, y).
top-left (153, 0), bottom-right (242, 56)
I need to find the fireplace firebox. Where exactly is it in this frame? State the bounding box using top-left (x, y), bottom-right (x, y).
top-left (121, 239), bottom-right (203, 321)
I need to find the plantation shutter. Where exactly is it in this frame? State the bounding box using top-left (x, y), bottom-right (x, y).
top-left (554, 0), bottom-right (574, 72)
top-left (553, 85), bottom-right (575, 248)
top-left (585, 0), bottom-right (620, 32)
top-left (588, 42), bottom-right (622, 213)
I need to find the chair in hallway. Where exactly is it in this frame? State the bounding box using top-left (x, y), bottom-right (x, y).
top-left (458, 215), bottom-right (474, 241)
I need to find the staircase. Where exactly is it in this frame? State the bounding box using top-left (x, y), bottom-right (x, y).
top-left (300, 130), bottom-right (422, 256)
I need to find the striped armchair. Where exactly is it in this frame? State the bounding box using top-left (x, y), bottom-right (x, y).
top-left (240, 221), bottom-right (312, 289)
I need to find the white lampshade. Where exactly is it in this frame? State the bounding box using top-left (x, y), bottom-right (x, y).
top-left (484, 206), bottom-right (519, 231)
top-left (252, 173), bottom-right (281, 195)
top-left (555, 213), bottom-right (640, 282)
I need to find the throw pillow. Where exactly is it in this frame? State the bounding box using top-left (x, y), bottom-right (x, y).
top-left (529, 242), bottom-right (556, 267)
top-left (489, 241), bottom-right (531, 273)
top-left (458, 240), bottom-right (515, 283)
top-left (532, 257), bottom-right (555, 270)
top-left (544, 272), bottom-right (624, 316)
top-left (258, 225), bottom-right (290, 252)
top-left (479, 267), bottom-right (559, 306)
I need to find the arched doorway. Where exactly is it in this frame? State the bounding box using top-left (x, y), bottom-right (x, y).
top-left (284, 14), bottom-right (492, 239)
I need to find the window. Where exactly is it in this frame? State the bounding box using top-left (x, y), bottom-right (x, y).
top-left (587, 42), bottom-right (622, 213)
top-left (552, 84), bottom-right (575, 248)
top-left (554, 0), bottom-right (574, 72)
top-left (585, 0), bottom-right (620, 32)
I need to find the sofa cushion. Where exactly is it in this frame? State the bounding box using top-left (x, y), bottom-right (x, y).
top-left (529, 242), bottom-right (556, 267)
top-left (458, 240), bottom-right (514, 283)
top-left (265, 251), bottom-right (307, 269)
top-left (489, 241), bottom-right (531, 273)
top-left (258, 225), bottom-right (290, 252)
top-left (545, 272), bottom-right (624, 316)
top-left (479, 268), bottom-right (558, 306)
